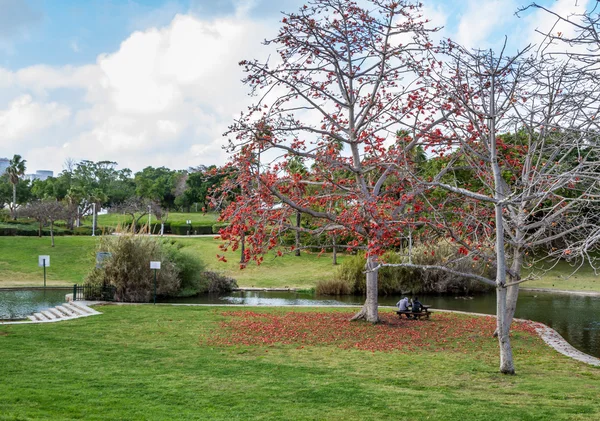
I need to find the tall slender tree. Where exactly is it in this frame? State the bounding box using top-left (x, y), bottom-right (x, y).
top-left (6, 154), bottom-right (27, 220)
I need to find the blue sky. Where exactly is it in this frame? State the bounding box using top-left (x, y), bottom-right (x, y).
top-left (0, 0), bottom-right (588, 175)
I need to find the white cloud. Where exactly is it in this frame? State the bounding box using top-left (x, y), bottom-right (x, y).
top-left (524, 0), bottom-right (592, 54)
top-left (0, 6), bottom-right (276, 173)
top-left (0, 94), bottom-right (71, 143)
top-left (455, 0), bottom-right (518, 49)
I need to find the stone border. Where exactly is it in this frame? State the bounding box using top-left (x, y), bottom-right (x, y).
top-left (521, 287), bottom-right (600, 297)
top-left (420, 307), bottom-right (600, 367)
top-left (533, 323), bottom-right (600, 366)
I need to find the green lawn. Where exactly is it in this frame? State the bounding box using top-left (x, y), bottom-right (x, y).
top-left (1, 235), bottom-right (600, 292)
top-left (94, 212), bottom-right (219, 229)
top-left (0, 236), bottom-right (343, 288)
top-left (175, 237), bottom-right (345, 288)
top-left (525, 260), bottom-right (600, 292)
top-left (0, 236), bottom-right (95, 286)
top-left (0, 305), bottom-right (598, 420)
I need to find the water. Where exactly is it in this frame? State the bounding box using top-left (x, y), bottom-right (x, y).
top-left (161, 290), bottom-right (600, 358)
top-left (0, 288), bottom-right (70, 320)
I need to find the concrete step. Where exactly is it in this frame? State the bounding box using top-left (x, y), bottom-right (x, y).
top-left (33, 312), bottom-right (50, 321)
top-left (25, 302), bottom-right (102, 324)
top-left (69, 302), bottom-right (99, 315)
top-left (47, 308), bottom-right (63, 319)
top-left (40, 310), bottom-right (57, 320)
top-left (55, 305), bottom-right (76, 318)
top-left (63, 303), bottom-right (86, 316)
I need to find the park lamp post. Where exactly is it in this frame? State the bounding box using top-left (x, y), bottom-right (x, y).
top-left (150, 261), bottom-right (161, 305)
top-left (38, 255), bottom-right (50, 288)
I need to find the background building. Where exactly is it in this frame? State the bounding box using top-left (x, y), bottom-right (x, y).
top-left (0, 158), bottom-right (9, 175)
top-left (25, 170), bottom-right (54, 181)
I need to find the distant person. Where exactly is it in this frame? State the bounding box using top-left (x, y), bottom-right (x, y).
top-left (396, 297), bottom-right (409, 311)
top-left (411, 297), bottom-right (423, 314)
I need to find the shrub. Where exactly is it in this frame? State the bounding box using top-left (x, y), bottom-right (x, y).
top-left (170, 222), bottom-right (213, 235)
top-left (316, 278), bottom-right (352, 295)
top-left (212, 223), bottom-right (229, 234)
top-left (200, 271), bottom-right (238, 294)
top-left (86, 234), bottom-right (180, 302)
top-left (163, 243), bottom-right (206, 296)
top-left (332, 243), bottom-right (494, 296)
top-left (334, 252), bottom-right (368, 294)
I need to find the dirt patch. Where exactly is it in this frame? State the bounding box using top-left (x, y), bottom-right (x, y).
top-left (0, 331), bottom-right (9, 336)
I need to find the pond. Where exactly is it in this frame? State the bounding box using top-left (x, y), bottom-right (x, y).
top-left (0, 288), bottom-right (70, 320)
top-left (160, 290), bottom-right (600, 358)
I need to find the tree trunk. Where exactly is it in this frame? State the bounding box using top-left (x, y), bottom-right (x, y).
top-left (38, 222), bottom-right (42, 237)
top-left (351, 255), bottom-right (379, 323)
top-left (50, 221), bottom-right (55, 247)
top-left (12, 183), bottom-right (16, 220)
top-left (489, 71), bottom-right (515, 374)
top-left (497, 286), bottom-right (515, 374)
top-left (294, 211), bottom-right (301, 257)
top-left (332, 240), bottom-right (338, 265)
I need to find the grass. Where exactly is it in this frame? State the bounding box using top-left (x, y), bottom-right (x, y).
top-left (94, 212), bottom-right (219, 229)
top-left (1, 235), bottom-right (600, 292)
top-left (0, 236), bottom-right (95, 286)
top-left (0, 305), bottom-right (598, 420)
top-left (174, 237), bottom-right (346, 288)
top-left (0, 236), bottom-right (344, 289)
top-left (525, 260), bottom-right (600, 292)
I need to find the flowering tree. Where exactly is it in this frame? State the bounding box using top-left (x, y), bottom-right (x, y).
top-left (399, 42), bottom-right (600, 374)
top-left (219, 0), bottom-right (443, 322)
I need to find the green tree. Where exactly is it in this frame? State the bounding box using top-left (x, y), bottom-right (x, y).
top-left (6, 154), bottom-right (27, 219)
top-left (134, 166), bottom-right (180, 209)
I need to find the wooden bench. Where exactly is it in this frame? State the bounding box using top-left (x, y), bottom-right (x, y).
top-left (396, 305), bottom-right (432, 320)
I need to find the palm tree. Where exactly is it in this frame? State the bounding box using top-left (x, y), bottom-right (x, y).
top-left (6, 154), bottom-right (26, 220)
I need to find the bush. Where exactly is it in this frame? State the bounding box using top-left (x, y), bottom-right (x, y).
top-left (212, 223), bottom-right (229, 234)
top-left (200, 271), bottom-right (238, 294)
top-left (163, 244), bottom-right (206, 296)
top-left (86, 235), bottom-right (181, 302)
top-left (170, 222), bottom-right (213, 235)
top-left (316, 278), bottom-right (352, 295)
top-left (333, 243), bottom-right (494, 296)
top-left (334, 252), bottom-right (368, 294)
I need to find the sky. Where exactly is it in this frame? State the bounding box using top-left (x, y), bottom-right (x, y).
top-left (0, 0), bottom-right (590, 176)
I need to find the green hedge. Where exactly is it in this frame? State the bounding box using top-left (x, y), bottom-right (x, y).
top-left (170, 222), bottom-right (213, 235)
top-left (0, 225), bottom-right (103, 236)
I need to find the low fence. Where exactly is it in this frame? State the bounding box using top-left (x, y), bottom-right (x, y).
top-left (72, 284), bottom-right (116, 301)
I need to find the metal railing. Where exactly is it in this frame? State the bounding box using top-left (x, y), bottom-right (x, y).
top-left (72, 284), bottom-right (116, 301)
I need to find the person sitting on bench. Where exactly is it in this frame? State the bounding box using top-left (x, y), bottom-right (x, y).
top-left (411, 297), bottom-right (423, 316)
top-left (396, 296), bottom-right (409, 312)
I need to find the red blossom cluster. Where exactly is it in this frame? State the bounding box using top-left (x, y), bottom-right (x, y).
top-left (204, 311), bottom-right (539, 353)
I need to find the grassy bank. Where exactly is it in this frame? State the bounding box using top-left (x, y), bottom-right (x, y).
top-left (94, 211), bottom-right (219, 229)
top-left (1, 236), bottom-right (599, 292)
top-left (0, 236), bottom-right (343, 288)
top-left (0, 306), bottom-right (598, 420)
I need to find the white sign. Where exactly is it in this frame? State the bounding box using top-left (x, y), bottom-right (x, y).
top-left (186, 220), bottom-right (192, 224)
top-left (150, 261), bottom-right (161, 269)
top-left (38, 255), bottom-right (50, 267)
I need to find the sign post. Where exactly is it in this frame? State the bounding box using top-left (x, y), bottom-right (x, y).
top-left (38, 255), bottom-right (50, 288)
top-left (186, 220), bottom-right (192, 235)
top-left (150, 261), bottom-right (161, 305)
